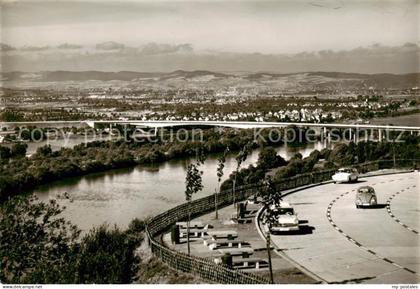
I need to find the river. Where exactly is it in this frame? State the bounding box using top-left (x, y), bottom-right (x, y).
top-left (34, 141), bottom-right (328, 232)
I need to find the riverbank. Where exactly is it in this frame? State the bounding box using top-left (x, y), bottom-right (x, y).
top-left (1, 128), bottom-right (266, 201)
top-left (32, 141), bottom-right (325, 231)
top-left (30, 133), bottom-right (420, 232)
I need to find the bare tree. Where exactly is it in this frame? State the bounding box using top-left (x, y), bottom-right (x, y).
top-left (232, 143), bottom-right (252, 207)
top-left (261, 176), bottom-right (279, 284)
top-left (215, 147), bottom-right (229, 219)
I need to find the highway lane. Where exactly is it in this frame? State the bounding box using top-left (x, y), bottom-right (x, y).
top-left (267, 172), bottom-right (419, 283)
top-left (386, 183), bottom-right (419, 235)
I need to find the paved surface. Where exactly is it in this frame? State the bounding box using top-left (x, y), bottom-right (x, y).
top-left (164, 202), bottom-right (316, 283)
top-left (267, 172), bottom-right (419, 284)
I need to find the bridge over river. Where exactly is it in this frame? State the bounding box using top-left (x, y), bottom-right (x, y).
top-left (2, 120), bottom-right (420, 131)
top-left (2, 120), bottom-right (419, 143)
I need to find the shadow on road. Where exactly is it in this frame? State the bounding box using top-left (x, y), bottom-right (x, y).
top-left (272, 225), bottom-right (315, 235)
top-left (335, 179), bottom-right (367, 184)
top-left (358, 204), bottom-right (387, 209)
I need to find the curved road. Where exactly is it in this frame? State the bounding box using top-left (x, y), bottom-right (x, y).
top-left (268, 172), bottom-right (419, 283)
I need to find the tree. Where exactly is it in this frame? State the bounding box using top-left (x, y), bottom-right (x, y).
top-left (0, 195), bottom-right (80, 283)
top-left (0, 110), bottom-right (24, 122)
top-left (35, 144), bottom-right (53, 157)
top-left (215, 148), bottom-right (229, 219)
top-left (261, 175), bottom-right (281, 208)
top-left (260, 176), bottom-right (278, 284)
top-left (257, 146), bottom-right (285, 171)
top-left (10, 142), bottom-right (27, 158)
top-left (233, 143), bottom-right (252, 207)
top-left (184, 147), bottom-right (206, 255)
top-left (0, 146), bottom-right (11, 162)
top-left (19, 128), bottom-right (44, 141)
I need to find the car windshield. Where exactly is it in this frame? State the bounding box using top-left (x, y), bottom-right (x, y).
top-left (338, 168), bottom-right (352, 173)
top-left (275, 208), bottom-right (295, 215)
top-left (358, 188), bottom-right (373, 195)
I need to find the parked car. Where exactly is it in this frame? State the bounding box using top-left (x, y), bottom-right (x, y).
top-left (332, 168), bottom-right (359, 183)
top-left (269, 202), bottom-right (299, 232)
top-left (246, 194), bottom-right (261, 204)
top-left (355, 186), bottom-right (377, 208)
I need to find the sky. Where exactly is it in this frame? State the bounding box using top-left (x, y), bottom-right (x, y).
top-left (0, 0), bottom-right (419, 72)
top-left (2, 0), bottom-right (419, 53)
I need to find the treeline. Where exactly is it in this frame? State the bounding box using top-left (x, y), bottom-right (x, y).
top-left (221, 135), bottom-right (420, 189)
top-left (0, 108), bottom-right (105, 122)
top-left (0, 143), bottom-right (28, 159)
top-left (0, 195), bottom-right (145, 283)
top-left (0, 127), bottom-right (294, 201)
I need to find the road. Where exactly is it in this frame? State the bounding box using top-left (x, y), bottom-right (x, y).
top-left (267, 172), bottom-right (419, 283)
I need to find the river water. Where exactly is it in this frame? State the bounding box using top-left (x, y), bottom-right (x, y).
top-left (34, 141), bottom-right (327, 232)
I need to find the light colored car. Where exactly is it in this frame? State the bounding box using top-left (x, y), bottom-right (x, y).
top-left (246, 194), bottom-right (260, 205)
top-left (269, 202), bottom-right (299, 232)
top-left (355, 186), bottom-right (377, 208)
top-left (332, 168), bottom-right (359, 183)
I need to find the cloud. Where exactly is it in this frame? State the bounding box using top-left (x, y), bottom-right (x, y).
top-left (1, 43), bottom-right (419, 74)
top-left (0, 43), bottom-right (16, 51)
top-left (95, 41), bottom-right (125, 50)
top-left (57, 43), bottom-right (82, 49)
top-left (140, 43), bottom-right (193, 55)
top-left (20, 45), bottom-right (50, 51)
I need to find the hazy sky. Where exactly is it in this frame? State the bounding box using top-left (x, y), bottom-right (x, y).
top-left (1, 0), bottom-right (419, 53)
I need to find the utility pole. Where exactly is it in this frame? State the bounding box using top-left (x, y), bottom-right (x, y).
top-left (266, 231), bottom-right (274, 284)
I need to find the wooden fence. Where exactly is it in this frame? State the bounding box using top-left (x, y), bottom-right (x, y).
top-left (145, 159), bottom-right (418, 284)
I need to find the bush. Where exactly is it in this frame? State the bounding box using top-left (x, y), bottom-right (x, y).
top-left (0, 196), bottom-right (144, 284)
top-left (77, 225), bottom-right (141, 284)
top-left (10, 143), bottom-right (27, 158)
top-left (0, 146), bottom-right (11, 161)
top-left (257, 146), bottom-right (286, 170)
top-left (0, 196), bottom-right (80, 283)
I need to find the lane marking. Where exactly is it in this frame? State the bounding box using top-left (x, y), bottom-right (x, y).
top-left (386, 186), bottom-right (419, 235)
top-left (326, 178), bottom-right (419, 276)
top-left (405, 268), bottom-right (417, 274)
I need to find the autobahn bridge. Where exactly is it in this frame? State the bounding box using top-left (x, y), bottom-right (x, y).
top-left (88, 120), bottom-right (420, 130)
top-left (1, 120), bottom-right (420, 141)
top-left (2, 119), bottom-right (420, 130)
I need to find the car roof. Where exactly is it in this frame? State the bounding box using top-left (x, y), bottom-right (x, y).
top-left (278, 201), bottom-right (292, 208)
top-left (358, 186), bottom-right (374, 191)
top-left (338, 167), bottom-right (352, 171)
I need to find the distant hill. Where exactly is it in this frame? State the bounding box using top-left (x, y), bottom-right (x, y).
top-left (0, 70), bottom-right (228, 81)
top-left (307, 72), bottom-right (420, 88)
top-left (1, 70), bottom-right (419, 90)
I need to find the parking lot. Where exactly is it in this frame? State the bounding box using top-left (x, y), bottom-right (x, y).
top-left (163, 200), bottom-right (317, 283)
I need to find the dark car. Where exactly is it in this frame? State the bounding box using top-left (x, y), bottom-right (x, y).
top-left (355, 186), bottom-right (377, 208)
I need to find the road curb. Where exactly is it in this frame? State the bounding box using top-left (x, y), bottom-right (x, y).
top-left (255, 203), bottom-right (328, 283)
